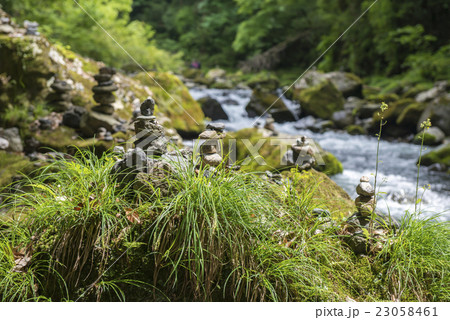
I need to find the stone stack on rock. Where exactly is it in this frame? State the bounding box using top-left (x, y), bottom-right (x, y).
top-left (24, 20), bottom-right (39, 36)
top-left (291, 136), bottom-right (316, 171)
top-left (198, 123), bottom-right (226, 167)
top-left (92, 67), bottom-right (118, 115)
top-left (264, 115), bottom-right (278, 135)
top-left (355, 176), bottom-right (376, 216)
top-left (341, 176), bottom-right (395, 255)
top-left (133, 98), bottom-right (167, 155)
top-left (47, 80), bottom-right (72, 112)
top-left (0, 16), bottom-right (14, 34)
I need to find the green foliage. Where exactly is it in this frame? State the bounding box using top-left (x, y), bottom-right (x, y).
top-left (2, 0), bottom-right (181, 70)
top-left (376, 213), bottom-right (450, 301)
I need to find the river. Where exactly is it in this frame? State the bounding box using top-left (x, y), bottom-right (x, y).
top-left (189, 87), bottom-right (450, 221)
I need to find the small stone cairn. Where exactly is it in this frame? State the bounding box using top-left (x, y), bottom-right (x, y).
top-left (133, 98), bottom-right (167, 155)
top-left (198, 123), bottom-right (226, 167)
top-left (264, 115), bottom-right (278, 135)
top-left (342, 176), bottom-right (396, 254)
top-left (291, 136), bottom-right (315, 171)
top-left (355, 176), bottom-right (376, 216)
top-left (24, 20), bottom-right (39, 36)
top-left (0, 16), bottom-right (14, 34)
top-left (48, 80), bottom-right (73, 112)
top-left (92, 67), bottom-right (118, 115)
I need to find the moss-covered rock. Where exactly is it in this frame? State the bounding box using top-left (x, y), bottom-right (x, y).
top-left (366, 93), bottom-right (399, 104)
top-left (370, 99), bottom-right (415, 136)
top-left (245, 72), bottom-right (280, 91)
top-left (421, 143), bottom-right (450, 171)
top-left (223, 128), bottom-right (343, 175)
top-left (413, 127), bottom-right (445, 146)
top-left (134, 72), bottom-right (205, 138)
top-left (295, 80), bottom-right (345, 119)
top-left (283, 169), bottom-right (355, 217)
top-left (417, 98), bottom-right (450, 136)
top-left (0, 151), bottom-right (33, 189)
top-left (396, 102), bottom-right (426, 132)
top-left (345, 125), bottom-right (366, 135)
top-left (245, 89), bottom-right (296, 122)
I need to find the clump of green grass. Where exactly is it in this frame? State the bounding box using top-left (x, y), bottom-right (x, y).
top-left (0, 149), bottom-right (448, 302)
top-left (376, 213), bottom-right (449, 301)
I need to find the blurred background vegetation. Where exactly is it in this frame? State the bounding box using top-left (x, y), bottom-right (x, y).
top-left (1, 0), bottom-right (449, 82)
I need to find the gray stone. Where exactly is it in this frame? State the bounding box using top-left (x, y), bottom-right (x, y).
top-left (51, 81), bottom-right (72, 92)
top-left (140, 98), bottom-right (155, 116)
top-left (113, 146), bottom-right (125, 156)
top-left (92, 104), bottom-right (115, 115)
top-left (417, 100), bottom-right (450, 136)
top-left (94, 74), bottom-right (112, 83)
top-left (93, 93), bottom-right (115, 105)
top-left (0, 24), bottom-right (14, 34)
top-left (0, 137), bottom-right (9, 150)
top-left (79, 111), bottom-right (120, 137)
top-left (198, 97), bottom-right (228, 121)
top-left (92, 84), bottom-right (118, 93)
top-left (206, 122), bottom-right (226, 132)
top-left (99, 67), bottom-right (116, 75)
top-left (356, 181), bottom-right (374, 197)
top-left (0, 127), bottom-right (23, 152)
top-left (202, 153), bottom-right (223, 167)
top-left (332, 110), bottom-right (354, 129)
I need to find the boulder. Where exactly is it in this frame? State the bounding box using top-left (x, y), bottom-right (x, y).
top-left (420, 143), bottom-right (450, 172)
top-left (296, 80), bottom-right (345, 119)
top-left (332, 110), bottom-right (354, 129)
top-left (0, 136), bottom-right (9, 150)
top-left (355, 102), bottom-right (380, 119)
top-left (370, 99), bottom-right (415, 137)
top-left (79, 111), bottom-right (120, 137)
top-left (0, 127), bottom-right (23, 152)
top-left (345, 125), bottom-right (366, 135)
top-left (205, 68), bottom-right (226, 80)
top-left (414, 127), bottom-right (445, 146)
top-left (292, 70), bottom-right (363, 98)
top-left (245, 89), bottom-right (296, 123)
top-left (198, 97), bottom-right (228, 121)
top-left (417, 98), bottom-right (450, 135)
top-left (323, 71), bottom-right (363, 98)
top-left (396, 102), bottom-right (426, 132)
top-left (415, 81), bottom-right (448, 103)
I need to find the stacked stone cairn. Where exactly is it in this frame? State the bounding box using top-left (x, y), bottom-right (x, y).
top-left (0, 16), bottom-right (14, 34)
top-left (24, 20), bottom-right (39, 36)
top-left (92, 67), bottom-right (118, 115)
top-left (133, 98), bottom-right (168, 156)
top-left (198, 123), bottom-right (226, 168)
top-left (355, 176), bottom-right (376, 216)
top-left (342, 176), bottom-right (396, 254)
top-left (47, 80), bottom-right (73, 112)
top-left (291, 136), bottom-right (315, 171)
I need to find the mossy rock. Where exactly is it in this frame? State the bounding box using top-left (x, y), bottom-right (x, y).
top-left (245, 89), bottom-right (296, 122)
top-left (283, 169), bottom-right (355, 217)
top-left (396, 102), bottom-right (426, 132)
top-left (295, 80), bottom-right (345, 119)
top-left (181, 68), bottom-right (203, 80)
top-left (421, 143), bottom-right (450, 169)
top-left (370, 99), bottom-right (415, 136)
top-left (33, 126), bottom-right (114, 156)
top-left (134, 72), bottom-right (205, 138)
top-left (345, 125), bottom-right (366, 135)
top-left (402, 83), bottom-right (433, 99)
top-left (0, 151), bottom-right (34, 189)
top-left (367, 93), bottom-right (399, 104)
top-left (245, 72), bottom-right (280, 91)
top-left (413, 127), bottom-right (445, 146)
top-left (223, 128), bottom-right (343, 175)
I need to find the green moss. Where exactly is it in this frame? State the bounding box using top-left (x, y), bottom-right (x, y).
top-left (33, 127), bottom-right (113, 155)
top-left (223, 128), bottom-right (344, 176)
top-left (0, 151), bottom-right (33, 189)
top-left (372, 98), bottom-right (415, 123)
top-left (402, 83), bottom-right (434, 99)
top-left (345, 125), bottom-right (366, 135)
top-left (317, 152), bottom-right (344, 176)
top-left (396, 102), bottom-right (426, 130)
top-left (421, 144), bottom-right (450, 168)
top-left (284, 169), bottom-right (355, 217)
top-left (134, 72), bottom-right (205, 137)
top-left (295, 80), bottom-right (345, 119)
top-left (367, 93), bottom-right (399, 104)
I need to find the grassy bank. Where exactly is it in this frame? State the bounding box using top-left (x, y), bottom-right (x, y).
top-left (0, 149), bottom-right (448, 302)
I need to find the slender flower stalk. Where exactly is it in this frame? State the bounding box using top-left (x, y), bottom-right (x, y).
top-left (415, 118), bottom-right (431, 213)
top-left (373, 102), bottom-right (388, 204)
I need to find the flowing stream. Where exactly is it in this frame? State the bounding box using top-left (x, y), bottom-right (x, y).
top-left (189, 87), bottom-right (450, 220)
